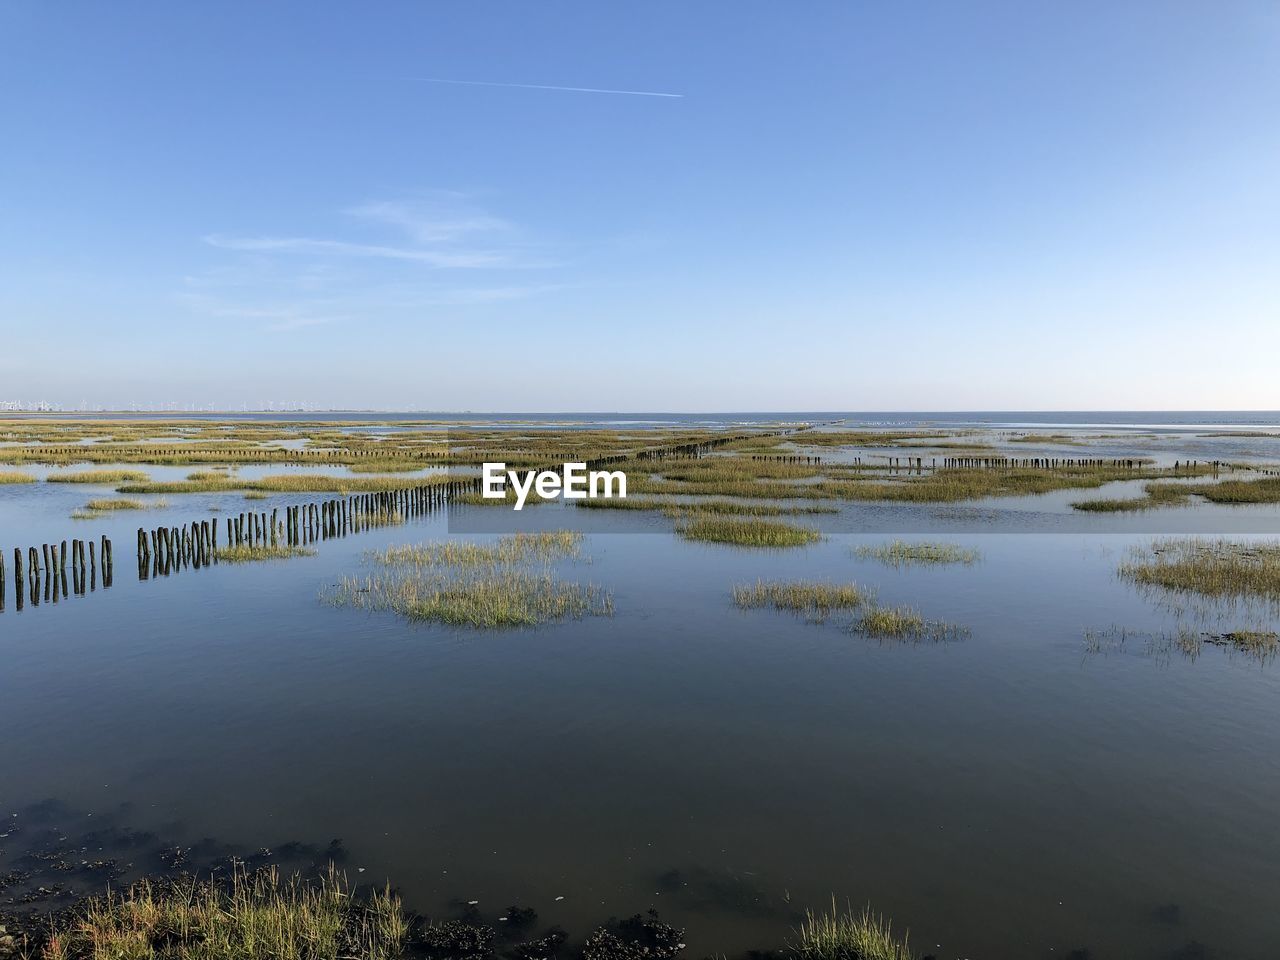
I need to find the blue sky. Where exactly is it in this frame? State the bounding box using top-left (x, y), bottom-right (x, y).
top-left (1, 1), bottom-right (1277, 411)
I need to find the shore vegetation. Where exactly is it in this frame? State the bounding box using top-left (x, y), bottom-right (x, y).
top-left (1119, 538), bottom-right (1280, 602)
top-left (678, 516), bottom-right (821, 547)
top-left (733, 580), bottom-right (870, 621)
top-left (792, 900), bottom-right (916, 960)
top-left (27, 865), bottom-right (407, 960)
top-left (854, 540), bottom-right (980, 567)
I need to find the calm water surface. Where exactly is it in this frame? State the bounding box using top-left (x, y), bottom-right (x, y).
top-left (2, 415), bottom-right (1279, 958)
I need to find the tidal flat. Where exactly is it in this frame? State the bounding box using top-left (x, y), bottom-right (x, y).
top-left (2, 412), bottom-right (1280, 957)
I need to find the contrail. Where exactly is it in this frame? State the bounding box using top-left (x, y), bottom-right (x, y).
top-left (414, 77), bottom-right (683, 98)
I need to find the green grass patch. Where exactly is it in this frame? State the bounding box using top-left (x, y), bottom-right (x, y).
top-left (577, 496), bottom-right (836, 517)
top-left (1085, 624), bottom-right (1280, 664)
top-left (370, 531), bottom-right (583, 569)
top-left (347, 460), bottom-right (427, 473)
top-left (46, 469), bottom-right (148, 484)
top-left (855, 540), bottom-right (980, 567)
top-left (1072, 483), bottom-right (1192, 512)
top-left (733, 580), bottom-right (869, 621)
top-left (792, 900), bottom-right (916, 960)
top-left (328, 531), bottom-right (608, 628)
top-left (678, 516), bottom-right (821, 547)
top-left (85, 497), bottom-right (161, 511)
top-left (454, 488), bottom-right (552, 507)
top-left (118, 473), bottom-right (446, 495)
top-left (1120, 538), bottom-right (1280, 601)
top-left (29, 865), bottom-right (408, 960)
top-left (1150, 476), bottom-right (1280, 504)
top-left (854, 604), bottom-right (964, 642)
top-left (213, 543), bottom-right (317, 563)
top-left (333, 569), bottom-right (612, 627)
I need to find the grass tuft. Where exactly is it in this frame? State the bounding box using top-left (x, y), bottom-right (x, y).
top-left (334, 570), bottom-right (612, 627)
top-left (370, 532), bottom-right (583, 569)
top-left (0, 470), bottom-right (35, 484)
top-left (84, 497), bottom-right (161, 511)
top-left (792, 899), bottom-right (916, 960)
top-left (1119, 538), bottom-right (1280, 602)
top-left (678, 516), bottom-right (821, 547)
top-left (854, 540), bottom-right (980, 567)
top-left (214, 543), bottom-right (317, 563)
top-left (26, 864), bottom-right (408, 960)
top-left (1072, 484), bottom-right (1191, 512)
top-left (327, 531), bottom-right (608, 628)
top-left (733, 580), bottom-right (869, 622)
top-left (854, 605), bottom-right (964, 642)
top-left (46, 469), bottom-right (149, 484)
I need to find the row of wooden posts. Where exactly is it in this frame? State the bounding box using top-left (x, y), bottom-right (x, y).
top-left (751, 455), bottom-right (823, 465)
top-left (0, 536), bottom-right (112, 612)
top-left (632, 428), bottom-right (797, 462)
top-left (136, 477), bottom-right (488, 578)
top-left (938, 456), bottom-right (1221, 474)
top-left (14, 445), bottom-right (450, 461)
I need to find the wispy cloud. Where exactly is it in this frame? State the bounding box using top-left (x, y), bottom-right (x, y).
top-left (262, 315), bottom-right (338, 333)
top-left (413, 77), bottom-right (683, 98)
top-left (345, 199), bottom-right (512, 245)
top-left (203, 193), bottom-right (549, 270)
top-left (176, 295), bottom-right (347, 333)
top-left (188, 192), bottom-right (569, 332)
top-left (202, 234), bottom-right (507, 269)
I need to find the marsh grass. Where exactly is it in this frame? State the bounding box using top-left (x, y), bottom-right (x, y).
top-left (1072, 484), bottom-right (1191, 512)
top-left (636, 463), bottom-right (1210, 505)
top-left (854, 604), bottom-right (963, 642)
top-left (454, 488), bottom-right (552, 507)
top-left (1084, 625), bottom-right (1279, 665)
top-left (1120, 538), bottom-right (1280, 602)
top-left (347, 460), bottom-right (426, 473)
top-left (119, 474), bottom-right (445, 495)
top-left (29, 864), bottom-right (408, 960)
top-left (1149, 476), bottom-right (1280, 504)
top-left (733, 580), bottom-right (869, 622)
top-left (855, 540), bottom-right (980, 567)
top-left (1010, 433), bottom-right (1085, 445)
top-left (576, 496), bottom-right (835, 517)
top-left (329, 531), bottom-right (607, 628)
top-left (667, 500), bottom-right (837, 517)
top-left (334, 569), bottom-right (612, 627)
top-left (792, 900), bottom-right (915, 960)
top-left (72, 497), bottom-right (168, 519)
top-left (358, 508), bottom-right (405, 529)
top-left (46, 469), bottom-right (148, 484)
top-left (214, 543), bottom-right (317, 563)
top-left (0, 469), bottom-right (36, 484)
top-left (85, 497), bottom-right (163, 511)
top-left (370, 531), bottom-right (583, 569)
top-left (678, 516), bottom-right (821, 547)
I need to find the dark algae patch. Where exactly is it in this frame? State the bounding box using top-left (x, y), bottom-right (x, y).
top-left (0, 802), bottom-right (936, 960)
